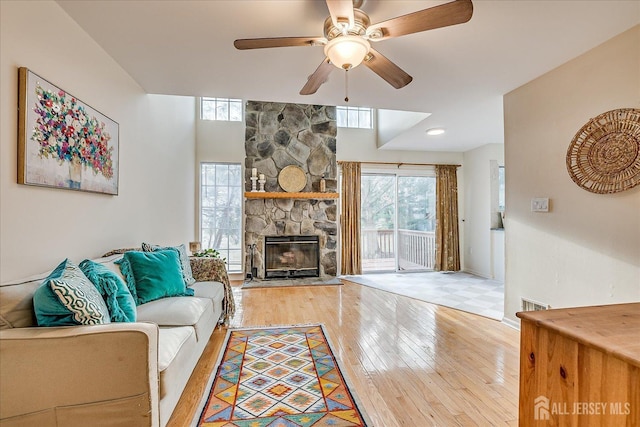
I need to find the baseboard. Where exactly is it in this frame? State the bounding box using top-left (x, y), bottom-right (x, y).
top-left (461, 268), bottom-right (492, 279)
top-left (501, 317), bottom-right (520, 330)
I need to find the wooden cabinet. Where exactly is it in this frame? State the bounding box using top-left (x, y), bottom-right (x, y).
top-left (517, 303), bottom-right (640, 426)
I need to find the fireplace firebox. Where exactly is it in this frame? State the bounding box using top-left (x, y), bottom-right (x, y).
top-left (264, 235), bottom-right (320, 279)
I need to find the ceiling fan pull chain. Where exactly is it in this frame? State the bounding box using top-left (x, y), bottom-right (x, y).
top-left (344, 69), bottom-right (349, 103)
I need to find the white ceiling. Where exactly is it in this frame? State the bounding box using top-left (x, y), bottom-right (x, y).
top-left (57, 0), bottom-right (639, 152)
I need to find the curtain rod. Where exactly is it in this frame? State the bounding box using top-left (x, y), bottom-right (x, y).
top-left (338, 161), bottom-right (461, 167)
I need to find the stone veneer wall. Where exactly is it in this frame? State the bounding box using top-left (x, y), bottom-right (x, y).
top-left (244, 101), bottom-right (338, 278)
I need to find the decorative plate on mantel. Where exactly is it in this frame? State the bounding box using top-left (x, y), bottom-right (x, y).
top-left (566, 108), bottom-right (640, 194)
top-left (278, 165), bottom-right (307, 192)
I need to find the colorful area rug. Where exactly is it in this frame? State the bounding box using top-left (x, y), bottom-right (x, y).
top-left (193, 325), bottom-right (370, 427)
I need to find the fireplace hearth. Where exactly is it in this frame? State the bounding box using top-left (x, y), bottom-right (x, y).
top-left (264, 235), bottom-right (320, 279)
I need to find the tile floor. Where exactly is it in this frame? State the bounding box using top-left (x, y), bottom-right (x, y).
top-left (341, 271), bottom-right (504, 321)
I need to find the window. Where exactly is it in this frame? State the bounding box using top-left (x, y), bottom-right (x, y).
top-left (200, 97), bottom-right (243, 121)
top-left (498, 166), bottom-right (505, 212)
top-left (336, 106), bottom-right (373, 129)
top-left (200, 163), bottom-right (242, 272)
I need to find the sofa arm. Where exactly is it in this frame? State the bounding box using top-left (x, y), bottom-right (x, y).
top-left (0, 322), bottom-right (160, 427)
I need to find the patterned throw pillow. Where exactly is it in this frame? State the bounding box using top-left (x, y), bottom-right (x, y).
top-left (79, 259), bottom-right (137, 322)
top-left (33, 259), bottom-right (111, 327)
top-left (141, 242), bottom-right (196, 286)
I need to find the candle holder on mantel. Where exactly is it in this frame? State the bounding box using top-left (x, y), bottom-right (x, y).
top-left (250, 176), bottom-right (258, 192)
top-left (258, 178), bottom-right (266, 192)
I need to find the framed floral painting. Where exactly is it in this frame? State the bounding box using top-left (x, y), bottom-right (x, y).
top-left (18, 67), bottom-right (119, 195)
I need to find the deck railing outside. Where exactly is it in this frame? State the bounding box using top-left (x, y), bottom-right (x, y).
top-left (362, 228), bottom-right (435, 270)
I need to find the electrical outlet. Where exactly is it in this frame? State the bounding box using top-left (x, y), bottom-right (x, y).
top-left (531, 198), bottom-right (549, 212)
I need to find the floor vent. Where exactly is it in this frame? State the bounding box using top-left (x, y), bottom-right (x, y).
top-left (521, 298), bottom-right (549, 312)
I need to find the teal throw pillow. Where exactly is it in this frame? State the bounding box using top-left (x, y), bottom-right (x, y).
top-left (33, 259), bottom-right (111, 327)
top-left (116, 250), bottom-right (194, 305)
top-left (141, 242), bottom-right (196, 286)
top-left (79, 259), bottom-right (137, 322)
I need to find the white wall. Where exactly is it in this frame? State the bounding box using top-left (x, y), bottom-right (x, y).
top-left (196, 118), bottom-right (245, 164)
top-left (503, 25), bottom-right (640, 323)
top-left (337, 127), bottom-right (464, 165)
top-left (462, 143), bottom-right (504, 278)
top-left (1, 1), bottom-right (196, 281)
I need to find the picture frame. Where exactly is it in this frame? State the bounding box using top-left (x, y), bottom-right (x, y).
top-left (18, 67), bottom-right (119, 195)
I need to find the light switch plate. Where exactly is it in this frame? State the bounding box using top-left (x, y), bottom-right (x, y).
top-left (531, 198), bottom-right (549, 212)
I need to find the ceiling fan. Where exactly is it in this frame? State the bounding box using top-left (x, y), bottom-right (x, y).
top-left (234, 0), bottom-right (473, 97)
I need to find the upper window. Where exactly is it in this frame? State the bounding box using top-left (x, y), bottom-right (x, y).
top-left (336, 106), bottom-right (373, 129)
top-left (201, 97), bottom-right (243, 121)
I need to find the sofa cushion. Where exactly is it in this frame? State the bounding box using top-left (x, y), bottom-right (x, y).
top-left (0, 274), bottom-right (48, 329)
top-left (157, 326), bottom-right (196, 373)
top-left (33, 259), bottom-right (111, 327)
top-left (142, 243), bottom-right (196, 286)
top-left (191, 281), bottom-right (225, 304)
top-left (79, 259), bottom-right (137, 323)
top-left (116, 250), bottom-right (194, 305)
top-left (136, 296), bottom-right (211, 327)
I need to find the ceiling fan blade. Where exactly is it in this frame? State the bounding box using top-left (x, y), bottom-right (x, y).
top-left (234, 37), bottom-right (326, 50)
top-left (367, 0), bottom-right (473, 41)
top-left (326, 0), bottom-right (355, 29)
top-left (300, 58), bottom-right (334, 95)
top-left (363, 48), bottom-right (412, 89)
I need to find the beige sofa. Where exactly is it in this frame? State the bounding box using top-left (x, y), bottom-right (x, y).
top-left (0, 254), bottom-right (226, 427)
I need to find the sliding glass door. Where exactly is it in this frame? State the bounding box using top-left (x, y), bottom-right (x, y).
top-left (361, 174), bottom-right (396, 271)
top-left (397, 176), bottom-right (436, 271)
top-left (361, 172), bottom-right (436, 272)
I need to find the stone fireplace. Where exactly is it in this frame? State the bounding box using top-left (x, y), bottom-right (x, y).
top-left (244, 101), bottom-right (337, 279)
top-left (264, 235), bottom-right (320, 279)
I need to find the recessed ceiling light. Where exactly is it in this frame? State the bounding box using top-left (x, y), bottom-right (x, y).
top-left (426, 128), bottom-right (445, 136)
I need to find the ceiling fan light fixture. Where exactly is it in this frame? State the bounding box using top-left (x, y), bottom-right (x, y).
top-left (324, 35), bottom-right (370, 70)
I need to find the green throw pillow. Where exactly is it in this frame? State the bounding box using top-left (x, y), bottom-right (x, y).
top-left (116, 250), bottom-right (194, 305)
top-left (141, 242), bottom-right (196, 286)
top-left (33, 259), bottom-right (111, 327)
top-left (79, 259), bottom-right (137, 322)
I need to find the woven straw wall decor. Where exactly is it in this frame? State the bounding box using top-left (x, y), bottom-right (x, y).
top-left (566, 108), bottom-right (640, 194)
top-left (278, 165), bottom-right (307, 192)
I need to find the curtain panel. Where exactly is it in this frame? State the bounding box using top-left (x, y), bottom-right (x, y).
top-left (340, 162), bottom-right (362, 275)
top-left (435, 165), bottom-right (461, 271)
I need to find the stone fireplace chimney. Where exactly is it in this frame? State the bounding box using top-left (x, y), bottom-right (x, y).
top-left (244, 101), bottom-right (338, 279)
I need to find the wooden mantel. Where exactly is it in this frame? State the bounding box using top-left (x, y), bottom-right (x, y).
top-left (244, 192), bottom-right (338, 199)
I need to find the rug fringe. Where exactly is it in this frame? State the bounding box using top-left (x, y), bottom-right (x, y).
top-left (226, 322), bottom-right (324, 331)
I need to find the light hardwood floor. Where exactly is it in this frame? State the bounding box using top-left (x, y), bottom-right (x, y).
top-left (167, 281), bottom-right (520, 426)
